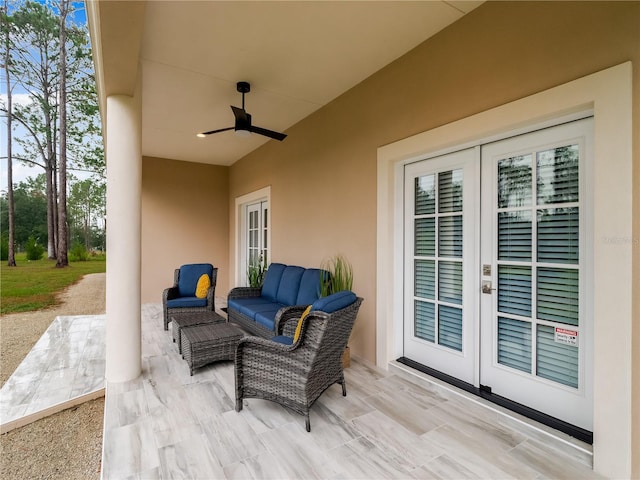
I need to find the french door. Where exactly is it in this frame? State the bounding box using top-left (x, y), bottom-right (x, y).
top-left (404, 118), bottom-right (593, 431)
top-left (404, 148), bottom-right (479, 385)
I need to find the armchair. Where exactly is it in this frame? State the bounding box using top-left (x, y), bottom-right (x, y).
top-left (234, 293), bottom-right (363, 431)
top-left (162, 263), bottom-right (218, 330)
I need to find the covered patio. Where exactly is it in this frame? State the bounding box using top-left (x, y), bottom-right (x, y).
top-left (86, 1), bottom-right (639, 478)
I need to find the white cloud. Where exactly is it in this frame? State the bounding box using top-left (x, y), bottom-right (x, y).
top-left (0, 92), bottom-right (34, 108)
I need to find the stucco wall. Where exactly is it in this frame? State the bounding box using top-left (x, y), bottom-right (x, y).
top-left (141, 156), bottom-right (229, 303)
top-left (227, 2), bottom-right (638, 475)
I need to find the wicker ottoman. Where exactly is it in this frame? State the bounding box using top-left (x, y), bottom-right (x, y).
top-left (171, 311), bottom-right (225, 354)
top-left (181, 322), bottom-right (246, 375)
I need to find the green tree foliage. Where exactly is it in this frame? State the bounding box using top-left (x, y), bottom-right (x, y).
top-left (0, 175), bottom-right (48, 249)
top-left (2, 0), bottom-right (105, 261)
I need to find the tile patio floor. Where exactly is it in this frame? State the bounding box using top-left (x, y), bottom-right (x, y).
top-left (1, 302), bottom-right (604, 479)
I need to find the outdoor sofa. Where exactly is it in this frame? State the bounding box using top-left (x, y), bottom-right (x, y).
top-left (227, 262), bottom-right (325, 338)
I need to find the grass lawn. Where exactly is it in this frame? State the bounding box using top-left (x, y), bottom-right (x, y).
top-left (0, 253), bottom-right (106, 315)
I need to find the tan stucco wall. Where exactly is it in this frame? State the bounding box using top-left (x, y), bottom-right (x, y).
top-left (227, 2), bottom-right (639, 474)
top-left (141, 156), bottom-right (229, 303)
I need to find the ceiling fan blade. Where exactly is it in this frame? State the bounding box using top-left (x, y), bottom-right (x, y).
top-left (200, 126), bottom-right (234, 135)
top-left (231, 105), bottom-right (249, 122)
top-left (249, 125), bottom-right (287, 141)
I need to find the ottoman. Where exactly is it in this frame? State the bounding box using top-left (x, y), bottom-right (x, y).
top-left (181, 322), bottom-right (246, 375)
top-left (171, 311), bottom-right (225, 354)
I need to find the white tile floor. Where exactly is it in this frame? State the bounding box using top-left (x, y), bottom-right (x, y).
top-left (0, 304), bottom-right (604, 479)
top-left (102, 304), bottom-right (603, 480)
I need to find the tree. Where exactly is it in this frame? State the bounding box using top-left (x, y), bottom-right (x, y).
top-left (10, 0), bottom-right (60, 258)
top-left (55, 0), bottom-right (69, 267)
top-left (0, 175), bottom-right (48, 249)
top-left (68, 176), bottom-right (105, 250)
top-left (3, 0), bottom-right (104, 261)
top-left (1, 0), bottom-right (16, 266)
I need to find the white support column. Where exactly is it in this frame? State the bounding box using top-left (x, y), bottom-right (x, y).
top-left (105, 92), bottom-right (142, 382)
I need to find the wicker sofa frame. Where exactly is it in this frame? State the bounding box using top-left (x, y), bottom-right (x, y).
top-left (162, 266), bottom-right (218, 330)
top-left (234, 297), bottom-right (363, 432)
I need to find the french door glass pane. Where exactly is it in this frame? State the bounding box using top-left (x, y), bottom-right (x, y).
top-left (415, 260), bottom-right (435, 299)
top-left (537, 325), bottom-right (578, 388)
top-left (439, 169), bottom-right (463, 212)
top-left (415, 175), bottom-right (435, 215)
top-left (497, 265), bottom-right (532, 317)
top-left (412, 167), bottom-right (464, 352)
top-left (439, 261), bottom-right (462, 305)
top-left (439, 306), bottom-right (462, 351)
top-left (537, 145), bottom-right (579, 205)
top-left (537, 267), bottom-right (579, 326)
top-left (498, 155), bottom-right (532, 208)
top-left (415, 218), bottom-right (435, 256)
top-left (498, 211), bottom-right (532, 261)
top-left (497, 317), bottom-right (531, 373)
top-left (439, 215), bottom-right (463, 257)
top-left (415, 300), bottom-right (435, 342)
top-left (537, 207), bottom-right (579, 264)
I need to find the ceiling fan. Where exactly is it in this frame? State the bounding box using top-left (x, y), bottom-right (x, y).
top-left (197, 81), bottom-right (287, 141)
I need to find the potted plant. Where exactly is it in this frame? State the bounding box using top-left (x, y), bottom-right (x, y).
top-left (247, 253), bottom-right (268, 288)
top-left (320, 254), bottom-right (354, 367)
top-left (320, 254), bottom-right (353, 297)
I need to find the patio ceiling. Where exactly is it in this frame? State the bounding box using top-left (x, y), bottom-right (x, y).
top-left (88, 1), bottom-right (483, 167)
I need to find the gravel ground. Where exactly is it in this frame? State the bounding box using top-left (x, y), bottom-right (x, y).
top-left (1, 272), bottom-right (106, 480)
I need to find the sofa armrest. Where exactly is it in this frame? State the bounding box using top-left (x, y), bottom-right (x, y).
top-left (228, 287), bottom-right (262, 300)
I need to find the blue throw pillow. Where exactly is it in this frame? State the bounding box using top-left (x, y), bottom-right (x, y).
top-left (311, 290), bottom-right (357, 313)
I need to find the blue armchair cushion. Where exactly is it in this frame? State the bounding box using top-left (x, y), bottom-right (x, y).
top-left (311, 290), bottom-right (357, 313)
top-left (276, 266), bottom-right (305, 306)
top-left (261, 263), bottom-right (286, 301)
top-left (178, 263), bottom-right (214, 297)
top-left (271, 335), bottom-right (293, 345)
top-left (166, 297), bottom-right (208, 309)
top-left (296, 269), bottom-right (323, 305)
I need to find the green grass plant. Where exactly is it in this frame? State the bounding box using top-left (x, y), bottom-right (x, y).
top-left (0, 252), bottom-right (106, 315)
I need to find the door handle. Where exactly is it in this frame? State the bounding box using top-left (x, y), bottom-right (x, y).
top-left (482, 281), bottom-right (495, 294)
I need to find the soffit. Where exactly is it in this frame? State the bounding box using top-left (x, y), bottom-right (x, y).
top-left (90, 1), bottom-right (484, 166)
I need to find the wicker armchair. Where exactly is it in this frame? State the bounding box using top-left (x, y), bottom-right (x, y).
top-left (234, 296), bottom-right (363, 432)
top-left (162, 263), bottom-right (218, 330)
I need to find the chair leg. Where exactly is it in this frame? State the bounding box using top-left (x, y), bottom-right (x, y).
top-left (342, 380), bottom-right (347, 397)
top-left (235, 399), bottom-right (243, 412)
top-left (305, 414), bottom-right (311, 432)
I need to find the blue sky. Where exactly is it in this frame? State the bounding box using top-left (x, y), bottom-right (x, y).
top-left (1, 0), bottom-right (92, 190)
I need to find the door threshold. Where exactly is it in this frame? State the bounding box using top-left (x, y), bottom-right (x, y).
top-left (390, 358), bottom-right (593, 467)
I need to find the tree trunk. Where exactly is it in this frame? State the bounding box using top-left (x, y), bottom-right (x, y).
top-left (55, 0), bottom-right (69, 267)
top-left (3, 0), bottom-right (16, 266)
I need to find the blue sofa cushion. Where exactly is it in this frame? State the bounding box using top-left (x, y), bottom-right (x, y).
top-left (271, 335), bottom-right (293, 345)
top-left (227, 297), bottom-right (274, 317)
top-left (311, 290), bottom-right (357, 313)
top-left (166, 296), bottom-right (208, 309)
top-left (296, 269), bottom-right (323, 306)
top-left (255, 306), bottom-right (283, 330)
top-left (261, 263), bottom-right (286, 301)
top-left (178, 264), bottom-right (213, 297)
top-left (276, 266), bottom-right (305, 305)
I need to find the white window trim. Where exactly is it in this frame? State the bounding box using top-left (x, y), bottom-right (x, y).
top-left (234, 186), bottom-right (271, 287)
top-left (376, 62), bottom-right (632, 478)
